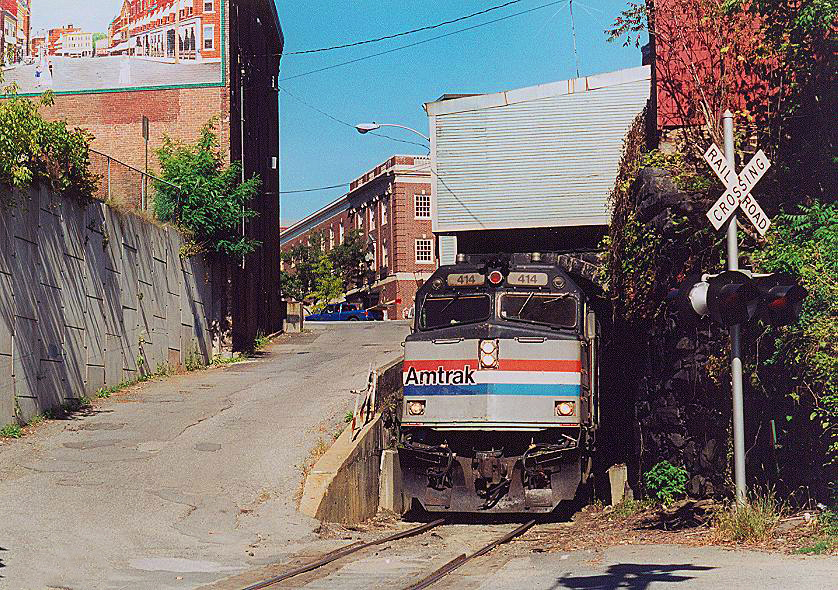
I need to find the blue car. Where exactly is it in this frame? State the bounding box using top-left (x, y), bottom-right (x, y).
top-left (305, 302), bottom-right (383, 321)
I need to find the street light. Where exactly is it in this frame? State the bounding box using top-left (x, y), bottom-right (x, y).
top-left (355, 122), bottom-right (430, 143)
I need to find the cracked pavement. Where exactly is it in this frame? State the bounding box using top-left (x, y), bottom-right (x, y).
top-left (0, 321), bottom-right (409, 589)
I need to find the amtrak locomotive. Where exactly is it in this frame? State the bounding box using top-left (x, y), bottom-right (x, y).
top-left (399, 253), bottom-right (599, 513)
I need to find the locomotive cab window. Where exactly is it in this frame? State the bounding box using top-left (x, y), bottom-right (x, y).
top-left (420, 294), bottom-right (491, 330)
top-left (500, 293), bottom-right (578, 329)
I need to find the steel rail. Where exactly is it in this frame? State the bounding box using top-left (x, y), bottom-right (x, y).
top-left (241, 518), bottom-right (446, 590)
top-left (403, 519), bottom-right (537, 590)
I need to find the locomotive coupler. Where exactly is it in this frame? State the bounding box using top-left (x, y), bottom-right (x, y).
top-left (472, 450), bottom-right (516, 509)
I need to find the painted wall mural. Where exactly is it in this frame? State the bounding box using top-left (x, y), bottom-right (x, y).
top-left (3, 0), bottom-right (224, 94)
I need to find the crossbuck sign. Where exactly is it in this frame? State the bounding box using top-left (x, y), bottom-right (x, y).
top-left (703, 144), bottom-right (772, 236)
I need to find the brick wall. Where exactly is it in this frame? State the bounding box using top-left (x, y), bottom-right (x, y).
top-left (36, 6), bottom-right (232, 208)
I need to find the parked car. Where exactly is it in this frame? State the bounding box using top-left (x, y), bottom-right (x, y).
top-left (305, 302), bottom-right (383, 321)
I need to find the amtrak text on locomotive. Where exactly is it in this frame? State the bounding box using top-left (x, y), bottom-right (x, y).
top-left (404, 365), bottom-right (476, 386)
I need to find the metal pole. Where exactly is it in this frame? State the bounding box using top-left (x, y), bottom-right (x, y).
top-left (144, 137), bottom-right (149, 210)
top-left (723, 109), bottom-right (747, 505)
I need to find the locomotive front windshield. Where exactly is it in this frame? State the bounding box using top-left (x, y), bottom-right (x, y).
top-left (500, 293), bottom-right (578, 329)
top-left (420, 293), bottom-right (492, 329)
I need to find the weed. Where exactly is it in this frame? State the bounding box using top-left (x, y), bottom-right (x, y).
top-left (27, 414), bottom-right (46, 427)
top-left (796, 509), bottom-right (837, 555)
top-left (713, 490), bottom-right (783, 543)
top-left (211, 354), bottom-right (248, 366)
top-left (1, 423), bottom-right (22, 438)
top-left (184, 347), bottom-right (205, 372)
top-left (344, 411), bottom-right (354, 424)
top-left (613, 498), bottom-right (656, 518)
top-left (253, 331), bottom-right (270, 350)
top-left (644, 461), bottom-right (689, 506)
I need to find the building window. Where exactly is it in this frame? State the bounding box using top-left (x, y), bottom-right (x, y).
top-left (329, 227), bottom-right (335, 250)
top-left (415, 192), bottom-right (431, 219)
top-left (355, 211), bottom-right (362, 230)
top-left (204, 1), bottom-right (215, 12)
top-left (415, 239), bottom-right (433, 264)
top-left (381, 200), bottom-right (388, 225)
top-left (382, 239), bottom-right (389, 269)
top-left (339, 223), bottom-right (345, 244)
top-left (369, 206), bottom-right (376, 231)
top-left (203, 25), bottom-right (214, 50)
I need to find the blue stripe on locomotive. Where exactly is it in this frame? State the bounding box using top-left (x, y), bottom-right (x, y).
top-left (403, 384), bottom-right (581, 397)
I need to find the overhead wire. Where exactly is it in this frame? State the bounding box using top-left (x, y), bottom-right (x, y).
top-left (278, 0), bottom-right (568, 82)
top-left (278, 84), bottom-right (429, 150)
top-left (283, 0), bottom-right (526, 55)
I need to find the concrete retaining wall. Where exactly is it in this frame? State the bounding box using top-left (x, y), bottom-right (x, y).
top-left (300, 357), bottom-right (404, 524)
top-left (0, 185), bottom-right (216, 425)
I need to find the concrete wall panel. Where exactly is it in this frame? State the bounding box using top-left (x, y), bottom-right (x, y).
top-left (0, 354), bottom-right (13, 424)
top-left (0, 185), bottom-right (220, 425)
top-left (0, 272), bottom-right (12, 356)
top-left (13, 238), bottom-right (39, 321)
top-left (62, 255), bottom-right (86, 330)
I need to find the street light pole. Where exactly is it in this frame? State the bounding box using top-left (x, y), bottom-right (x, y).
top-left (355, 122), bottom-right (430, 143)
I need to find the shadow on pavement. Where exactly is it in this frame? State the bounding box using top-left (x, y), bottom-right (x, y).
top-left (552, 563), bottom-right (716, 590)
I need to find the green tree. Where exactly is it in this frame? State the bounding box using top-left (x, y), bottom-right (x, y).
top-left (329, 228), bottom-right (371, 290)
top-left (311, 253), bottom-right (344, 310)
top-left (280, 233), bottom-right (323, 302)
top-left (154, 119), bottom-right (261, 257)
top-left (0, 80), bottom-right (97, 197)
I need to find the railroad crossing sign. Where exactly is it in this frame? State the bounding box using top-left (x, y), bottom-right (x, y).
top-left (703, 144), bottom-right (772, 236)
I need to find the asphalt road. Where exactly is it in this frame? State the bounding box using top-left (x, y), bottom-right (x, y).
top-left (3, 55), bottom-right (221, 94)
top-left (0, 321), bottom-right (409, 590)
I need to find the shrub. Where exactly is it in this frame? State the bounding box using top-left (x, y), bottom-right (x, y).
top-left (713, 490), bottom-right (783, 543)
top-left (153, 119), bottom-right (261, 258)
top-left (644, 460), bottom-right (689, 505)
top-left (0, 83), bottom-right (97, 197)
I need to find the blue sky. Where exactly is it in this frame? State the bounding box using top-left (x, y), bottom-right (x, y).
top-left (276, 0), bottom-right (645, 224)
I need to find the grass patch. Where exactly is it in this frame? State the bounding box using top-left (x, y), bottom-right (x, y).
top-left (796, 509), bottom-right (838, 555)
top-left (612, 498), bottom-right (656, 518)
top-left (713, 490), bottom-right (783, 543)
top-left (1, 423), bottom-right (22, 439)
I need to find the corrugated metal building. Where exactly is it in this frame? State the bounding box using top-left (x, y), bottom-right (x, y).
top-left (425, 66), bottom-right (650, 262)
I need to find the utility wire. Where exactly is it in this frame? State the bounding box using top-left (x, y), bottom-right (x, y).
top-left (279, 0), bottom-right (567, 82)
top-left (279, 183), bottom-right (347, 194)
top-left (284, 0), bottom-right (525, 55)
top-left (278, 84), bottom-right (429, 150)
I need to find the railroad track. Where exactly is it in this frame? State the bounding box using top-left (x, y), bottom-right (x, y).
top-left (241, 518), bottom-right (537, 590)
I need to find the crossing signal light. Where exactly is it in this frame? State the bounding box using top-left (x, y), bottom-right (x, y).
top-left (754, 272), bottom-right (808, 326)
top-left (671, 271), bottom-right (806, 327)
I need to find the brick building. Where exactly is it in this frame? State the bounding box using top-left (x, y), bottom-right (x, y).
top-left (281, 155), bottom-right (435, 320)
top-left (23, 0), bottom-right (285, 350)
top-left (0, 0), bottom-right (19, 63)
top-left (47, 24), bottom-right (77, 55)
top-left (29, 33), bottom-right (42, 56)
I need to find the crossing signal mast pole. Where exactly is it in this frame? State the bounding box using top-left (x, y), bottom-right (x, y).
top-left (722, 110), bottom-right (747, 505)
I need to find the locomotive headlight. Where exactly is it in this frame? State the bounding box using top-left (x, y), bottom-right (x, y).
top-left (556, 401), bottom-right (576, 416)
top-left (479, 340), bottom-right (497, 354)
top-left (479, 339), bottom-right (498, 368)
top-left (407, 400), bottom-right (426, 416)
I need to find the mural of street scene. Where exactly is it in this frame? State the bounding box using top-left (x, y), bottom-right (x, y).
top-left (2, 0), bottom-right (223, 94)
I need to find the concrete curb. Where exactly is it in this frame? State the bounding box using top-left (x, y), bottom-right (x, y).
top-left (299, 357), bottom-right (403, 524)
top-left (300, 413), bottom-right (384, 524)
